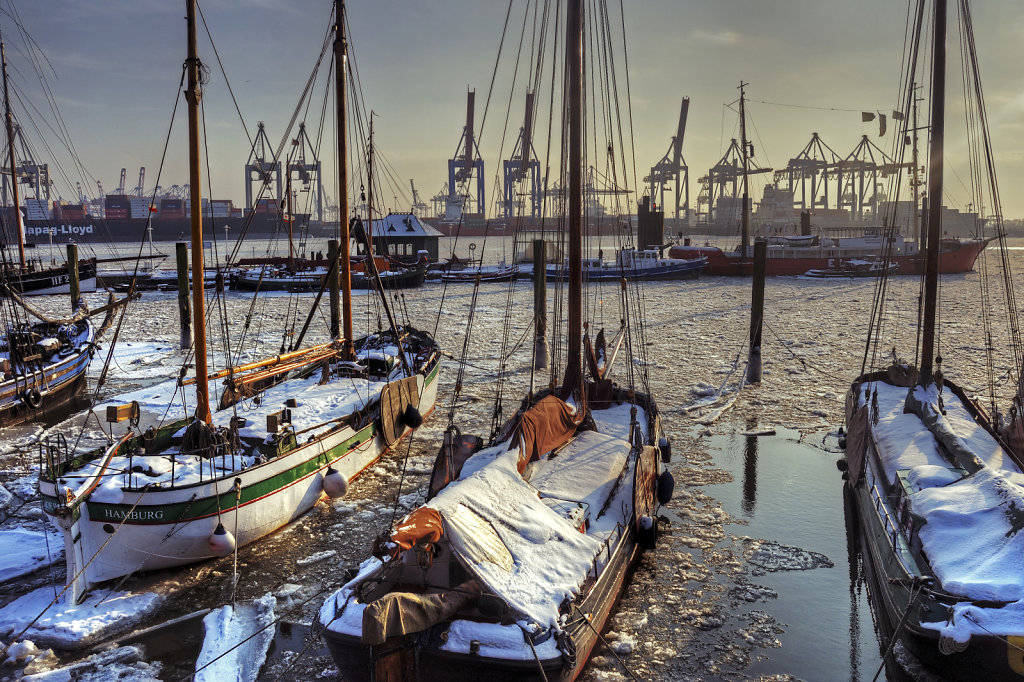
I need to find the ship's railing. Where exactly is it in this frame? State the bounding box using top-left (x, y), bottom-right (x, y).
top-left (868, 478), bottom-right (917, 577)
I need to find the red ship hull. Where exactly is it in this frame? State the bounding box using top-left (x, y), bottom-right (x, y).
top-left (668, 237), bottom-right (991, 276)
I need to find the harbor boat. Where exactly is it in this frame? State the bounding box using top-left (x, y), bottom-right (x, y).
top-left (0, 300), bottom-right (95, 428)
top-left (842, 0), bottom-right (1024, 678)
top-left (438, 263), bottom-right (519, 283)
top-left (803, 258), bottom-right (897, 279)
top-left (671, 227), bottom-right (989, 276)
top-left (546, 246), bottom-right (705, 282)
top-left (318, 1), bottom-right (671, 678)
top-left (37, 0), bottom-right (439, 603)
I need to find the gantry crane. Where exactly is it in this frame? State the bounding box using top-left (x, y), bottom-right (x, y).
top-left (245, 122), bottom-right (283, 210)
top-left (445, 89), bottom-right (485, 220)
top-left (501, 92), bottom-right (543, 220)
top-left (644, 97), bottom-right (690, 226)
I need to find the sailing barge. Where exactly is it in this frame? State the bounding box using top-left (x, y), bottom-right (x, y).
top-left (319, 0), bottom-right (672, 678)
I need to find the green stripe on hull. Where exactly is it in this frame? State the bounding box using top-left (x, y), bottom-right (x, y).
top-left (69, 365), bottom-right (438, 526)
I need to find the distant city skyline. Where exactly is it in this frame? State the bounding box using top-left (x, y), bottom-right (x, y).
top-left (4, 0), bottom-right (1023, 220)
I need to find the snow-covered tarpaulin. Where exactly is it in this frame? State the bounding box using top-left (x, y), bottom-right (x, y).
top-left (427, 446), bottom-right (603, 628)
top-left (863, 380), bottom-right (1024, 641)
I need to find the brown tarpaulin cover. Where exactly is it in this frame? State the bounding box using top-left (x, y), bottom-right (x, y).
top-left (516, 394), bottom-right (582, 473)
top-left (384, 507), bottom-right (444, 554)
top-left (846, 404), bottom-right (869, 487)
top-left (361, 580), bottom-right (480, 645)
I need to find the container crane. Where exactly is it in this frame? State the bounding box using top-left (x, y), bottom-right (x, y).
top-left (116, 168), bottom-right (126, 195)
top-left (132, 166), bottom-right (145, 197)
top-left (409, 179), bottom-right (428, 214)
top-left (445, 89), bottom-right (485, 221)
top-left (644, 97), bottom-right (690, 227)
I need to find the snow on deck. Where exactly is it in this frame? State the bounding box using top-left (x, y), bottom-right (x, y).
top-left (427, 447), bottom-right (603, 628)
top-left (528, 430), bottom-right (628, 522)
top-left (862, 380), bottom-right (1024, 640)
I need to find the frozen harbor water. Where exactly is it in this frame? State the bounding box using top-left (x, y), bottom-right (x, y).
top-left (0, 237), bottom-right (1020, 680)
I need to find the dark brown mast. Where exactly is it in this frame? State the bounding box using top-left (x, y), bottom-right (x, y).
top-left (565, 0), bottom-right (583, 384)
top-left (1, 35), bottom-right (25, 269)
top-left (919, 0), bottom-right (946, 386)
top-left (185, 0), bottom-right (211, 422)
top-left (739, 81), bottom-right (750, 259)
top-left (334, 0), bottom-right (353, 357)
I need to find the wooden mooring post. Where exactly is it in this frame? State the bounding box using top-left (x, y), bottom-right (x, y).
top-left (746, 239), bottom-right (766, 384)
top-left (66, 243), bottom-right (80, 310)
top-left (533, 239), bottom-right (549, 369)
top-left (176, 241), bottom-right (192, 349)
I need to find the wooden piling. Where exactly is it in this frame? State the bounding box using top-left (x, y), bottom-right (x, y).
top-left (533, 239), bottom-right (549, 369)
top-left (66, 243), bottom-right (80, 310)
top-left (747, 239), bottom-right (766, 384)
top-left (176, 241), bottom-right (192, 349)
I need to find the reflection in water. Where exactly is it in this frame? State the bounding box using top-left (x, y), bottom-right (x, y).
top-left (741, 419), bottom-right (759, 516)
top-left (844, 484), bottom-right (864, 682)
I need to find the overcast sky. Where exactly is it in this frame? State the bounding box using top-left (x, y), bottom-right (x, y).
top-left (4, 0), bottom-right (1022, 219)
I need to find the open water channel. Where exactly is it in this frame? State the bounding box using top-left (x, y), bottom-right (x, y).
top-left (1, 235), bottom-right (1021, 680)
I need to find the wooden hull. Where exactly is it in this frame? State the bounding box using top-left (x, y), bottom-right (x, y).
top-left (844, 375), bottom-right (1024, 680)
top-left (0, 320), bottom-right (95, 428)
top-left (320, 506), bottom-right (644, 682)
top-left (1, 259), bottom-right (98, 296)
top-left (40, 354), bottom-right (439, 602)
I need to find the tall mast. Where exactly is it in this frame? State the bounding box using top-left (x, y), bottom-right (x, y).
top-left (185, 0), bottom-right (211, 423)
top-left (565, 0), bottom-right (583, 382)
top-left (334, 0), bottom-right (353, 357)
top-left (739, 81), bottom-right (750, 259)
top-left (911, 82), bottom-right (921, 248)
top-left (919, 0), bottom-right (946, 386)
top-left (1, 36), bottom-right (25, 269)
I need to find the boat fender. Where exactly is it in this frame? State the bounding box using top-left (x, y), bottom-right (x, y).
top-left (322, 467), bottom-right (349, 499)
top-left (638, 514), bottom-right (657, 550)
top-left (208, 522), bottom-right (236, 556)
top-left (838, 426), bottom-right (847, 450)
top-left (403, 404), bottom-right (423, 429)
top-left (658, 436), bottom-right (671, 463)
top-left (657, 469), bottom-right (675, 505)
top-left (836, 458), bottom-right (849, 472)
top-left (22, 388), bottom-right (42, 409)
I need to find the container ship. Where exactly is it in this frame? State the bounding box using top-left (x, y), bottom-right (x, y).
top-left (11, 195), bottom-right (329, 246)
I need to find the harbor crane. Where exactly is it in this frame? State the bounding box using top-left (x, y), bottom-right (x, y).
top-left (245, 122), bottom-right (283, 211)
top-left (409, 179), bottom-right (428, 214)
top-left (697, 138), bottom-right (772, 224)
top-left (445, 89), bottom-right (485, 220)
top-left (132, 166), bottom-right (145, 196)
top-left (501, 92), bottom-right (542, 220)
top-left (285, 122), bottom-right (324, 221)
top-left (116, 168), bottom-right (126, 194)
top-left (644, 97), bottom-right (690, 226)
top-left (2, 125), bottom-right (50, 202)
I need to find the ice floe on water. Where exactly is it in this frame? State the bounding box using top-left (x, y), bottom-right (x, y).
top-left (194, 593), bottom-right (275, 682)
top-left (10, 642), bottom-right (162, 681)
top-left (0, 528), bottom-right (63, 582)
top-left (742, 538), bottom-right (834, 575)
top-left (0, 588), bottom-right (163, 650)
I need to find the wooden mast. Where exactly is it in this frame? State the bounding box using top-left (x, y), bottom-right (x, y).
top-left (739, 81), bottom-right (750, 259)
top-left (334, 0), bottom-right (354, 358)
top-left (1, 35), bottom-right (25, 270)
top-left (919, 0), bottom-right (946, 386)
top-left (185, 0), bottom-right (211, 423)
top-left (565, 0), bottom-right (583, 383)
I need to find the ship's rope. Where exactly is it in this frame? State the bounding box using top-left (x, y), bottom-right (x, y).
top-left (870, 580), bottom-right (924, 682)
top-left (0, 285), bottom-right (89, 324)
top-left (571, 602), bottom-right (641, 681)
top-left (0, 483), bottom-right (154, 663)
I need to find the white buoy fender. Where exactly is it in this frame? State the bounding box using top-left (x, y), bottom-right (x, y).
top-left (638, 514), bottom-right (657, 550)
top-left (323, 467), bottom-right (349, 498)
top-left (208, 522), bottom-right (236, 556)
top-left (657, 469), bottom-right (675, 505)
top-left (658, 436), bottom-right (671, 463)
top-left (403, 404), bottom-right (423, 429)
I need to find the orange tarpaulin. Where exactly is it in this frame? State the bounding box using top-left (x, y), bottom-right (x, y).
top-left (516, 394), bottom-right (582, 473)
top-left (386, 507), bottom-right (444, 553)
